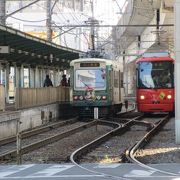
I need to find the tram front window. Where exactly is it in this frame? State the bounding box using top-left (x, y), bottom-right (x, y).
top-left (137, 61), bottom-right (174, 89)
top-left (75, 69), bottom-right (106, 90)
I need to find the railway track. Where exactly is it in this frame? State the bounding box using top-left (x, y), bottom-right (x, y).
top-left (0, 118), bottom-right (119, 162)
top-left (0, 103), bottom-right (136, 163)
top-left (125, 114), bottom-right (179, 176)
top-left (0, 119), bottom-right (95, 160)
top-left (70, 114), bottom-right (144, 163)
top-left (71, 113), bottom-right (180, 178)
top-left (2, 110), bottom-right (177, 178)
top-left (0, 117), bottom-right (78, 146)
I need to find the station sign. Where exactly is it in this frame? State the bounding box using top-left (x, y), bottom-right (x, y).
top-left (0, 46), bottom-right (10, 54)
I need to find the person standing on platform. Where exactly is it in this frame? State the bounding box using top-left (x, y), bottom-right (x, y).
top-left (43, 75), bottom-right (53, 87)
top-left (61, 74), bottom-right (68, 86)
top-left (68, 77), bottom-right (70, 86)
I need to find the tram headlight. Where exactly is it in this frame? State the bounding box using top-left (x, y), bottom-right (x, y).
top-left (79, 96), bottom-right (83, 100)
top-left (167, 95), bottom-right (172, 99)
top-left (73, 96), bottom-right (78, 100)
top-left (140, 95), bottom-right (145, 100)
top-left (102, 96), bottom-right (107, 100)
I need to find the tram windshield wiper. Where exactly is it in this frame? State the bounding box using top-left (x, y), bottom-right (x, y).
top-left (79, 79), bottom-right (92, 90)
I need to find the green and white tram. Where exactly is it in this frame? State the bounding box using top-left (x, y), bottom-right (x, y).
top-left (70, 58), bottom-right (124, 117)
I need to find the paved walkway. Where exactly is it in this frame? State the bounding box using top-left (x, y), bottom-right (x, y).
top-left (0, 163), bottom-right (180, 180)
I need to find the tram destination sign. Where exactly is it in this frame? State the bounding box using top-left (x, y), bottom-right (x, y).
top-left (80, 62), bottom-right (100, 67)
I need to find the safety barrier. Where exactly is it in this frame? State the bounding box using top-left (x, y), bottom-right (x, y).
top-left (15, 86), bottom-right (70, 109)
top-left (0, 85), bottom-right (5, 111)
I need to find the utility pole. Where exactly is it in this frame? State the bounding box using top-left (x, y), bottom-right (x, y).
top-left (0, 0), bottom-right (6, 25)
top-left (90, 0), bottom-right (95, 50)
top-left (80, 0), bottom-right (84, 12)
top-left (84, 0), bottom-right (99, 52)
top-left (79, 0), bottom-right (84, 50)
top-left (16, 119), bottom-right (22, 165)
top-left (46, 0), bottom-right (52, 42)
top-left (73, 0), bottom-right (76, 11)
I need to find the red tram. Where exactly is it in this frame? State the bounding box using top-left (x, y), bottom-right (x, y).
top-left (136, 53), bottom-right (174, 113)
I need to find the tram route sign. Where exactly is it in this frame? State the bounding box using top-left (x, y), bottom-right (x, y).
top-left (0, 46), bottom-right (10, 53)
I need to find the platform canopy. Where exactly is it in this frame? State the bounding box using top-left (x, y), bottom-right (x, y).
top-left (0, 25), bottom-right (85, 68)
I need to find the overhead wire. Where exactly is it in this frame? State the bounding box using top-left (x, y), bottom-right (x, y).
top-left (55, 2), bottom-right (90, 47)
top-left (10, 16), bottom-right (46, 23)
top-left (64, 2), bottom-right (91, 47)
top-left (33, 1), bottom-right (90, 48)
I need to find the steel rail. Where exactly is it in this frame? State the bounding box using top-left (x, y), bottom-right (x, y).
top-left (0, 117), bottom-right (78, 146)
top-left (0, 120), bottom-right (97, 160)
top-left (70, 116), bottom-right (145, 180)
top-left (70, 120), bottom-right (129, 180)
top-left (114, 117), bottom-right (155, 129)
top-left (127, 115), bottom-right (179, 176)
top-left (70, 115), bottom-right (144, 162)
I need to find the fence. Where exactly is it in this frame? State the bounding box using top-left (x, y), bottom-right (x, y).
top-left (0, 85), bottom-right (5, 111)
top-left (15, 86), bottom-right (70, 109)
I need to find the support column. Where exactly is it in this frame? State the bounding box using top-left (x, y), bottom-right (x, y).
top-left (39, 68), bottom-right (42, 87)
top-left (15, 65), bottom-right (20, 88)
top-left (29, 67), bottom-right (35, 88)
top-left (20, 65), bottom-right (24, 87)
top-left (42, 68), bottom-right (46, 87)
top-left (53, 69), bottom-right (57, 87)
top-left (0, 0), bottom-right (6, 25)
top-left (175, 0), bottom-right (180, 143)
top-left (0, 62), bottom-right (2, 84)
top-left (5, 64), bottom-right (9, 103)
top-left (57, 69), bottom-right (61, 86)
top-left (35, 66), bottom-right (40, 88)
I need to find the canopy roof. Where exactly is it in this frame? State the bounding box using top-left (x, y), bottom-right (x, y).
top-left (0, 25), bottom-right (85, 68)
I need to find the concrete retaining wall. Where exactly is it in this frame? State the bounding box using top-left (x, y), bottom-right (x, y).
top-left (0, 103), bottom-right (73, 139)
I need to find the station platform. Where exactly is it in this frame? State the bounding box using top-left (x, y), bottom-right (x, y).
top-left (0, 163), bottom-right (179, 179)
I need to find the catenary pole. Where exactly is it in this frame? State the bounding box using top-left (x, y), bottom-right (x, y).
top-left (46, 0), bottom-right (52, 42)
top-left (0, 0), bottom-right (6, 25)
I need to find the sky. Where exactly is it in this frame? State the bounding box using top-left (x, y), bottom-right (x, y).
top-left (94, 0), bottom-right (127, 25)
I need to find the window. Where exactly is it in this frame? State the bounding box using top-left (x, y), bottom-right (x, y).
top-left (137, 61), bottom-right (174, 89)
top-left (75, 69), bottom-right (106, 90)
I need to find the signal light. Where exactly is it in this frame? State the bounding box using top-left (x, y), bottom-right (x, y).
top-left (140, 95), bottom-right (145, 100)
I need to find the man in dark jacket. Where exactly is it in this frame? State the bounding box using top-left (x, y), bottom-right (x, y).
top-left (61, 74), bottom-right (68, 86)
top-left (43, 75), bottom-right (53, 87)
